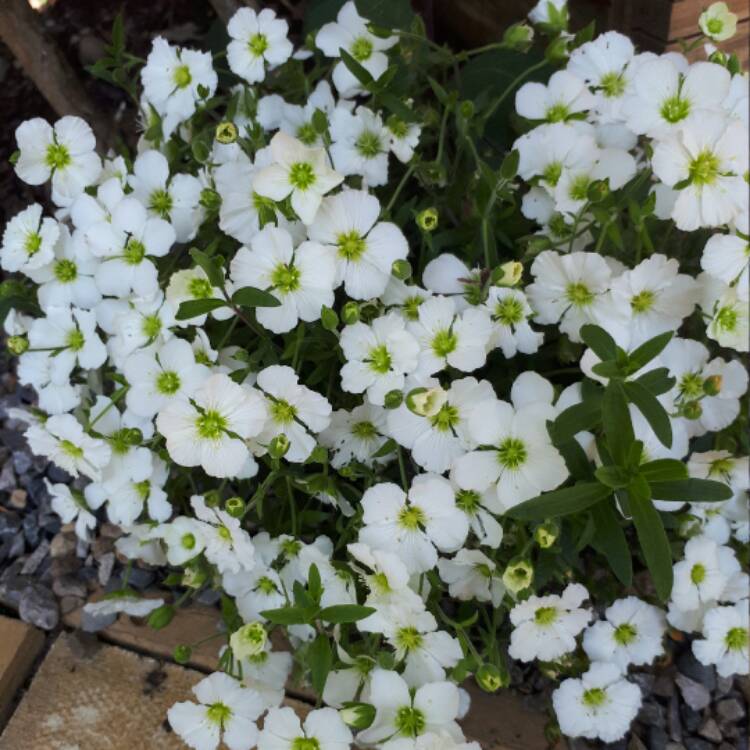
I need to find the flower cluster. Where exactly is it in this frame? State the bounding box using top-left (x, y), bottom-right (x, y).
top-left (1, 1), bottom-right (747, 748)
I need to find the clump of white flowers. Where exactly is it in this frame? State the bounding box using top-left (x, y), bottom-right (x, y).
top-left (1, 0), bottom-right (747, 748)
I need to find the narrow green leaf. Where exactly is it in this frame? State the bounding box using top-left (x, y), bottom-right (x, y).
top-left (260, 606), bottom-right (313, 625)
top-left (627, 331), bottom-right (673, 372)
top-left (552, 399), bottom-right (602, 442)
top-left (308, 633), bottom-right (333, 696)
top-left (580, 324), bottom-right (618, 361)
top-left (318, 604), bottom-right (376, 624)
top-left (635, 368), bottom-right (676, 396)
top-left (176, 298), bottom-right (227, 320)
top-left (339, 48), bottom-right (375, 87)
top-left (594, 465), bottom-right (630, 489)
top-left (639, 459), bottom-right (688, 483)
top-left (307, 563), bottom-right (323, 606)
top-left (624, 380), bottom-right (672, 448)
top-left (555, 438), bottom-right (594, 480)
top-left (628, 475), bottom-right (673, 601)
top-left (590, 501), bottom-right (632, 586)
top-left (507, 482), bottom-right (612, 520)
top-left (602, 380), bottom-right (634, 466)
top-left (649, 478), bottom-right (733, 503)
top-left (189, 247), bottom-right (224, 288)
top-left (232, 286), bottom-right (281, 308)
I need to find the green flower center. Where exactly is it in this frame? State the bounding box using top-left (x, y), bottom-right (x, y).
top-left (389, 118), bottom-right (408, 138)
top-left (494, 296), bottom-right (525, 325)
top-left (296, 122), bottom-right (317, 145)
top-left (709, 457), bottom-right (733, 477)
top-left (281, 538), bottom-right (302, 557)
top-left (271, 262), bottom-right (301, 294)
top-left (289, 161), bottom-right (316, 191)
top-left (498, 437), bottom-right (527, 469)
top-left (582, 687), bottom-right (607, 707)
top-left (566, 281), bottom-right (594, 307)
top-left (270, 398), bottom-right (297, 424)
top-left (630, 289), bottom-right (655, 314)
top-left (291, 738), bottom-right (320, 750)
top-left (206, 702), bottom-right (231, 726)
top-left (725, 626), bottom-right (747, 651)
top-left (257, 576), bottom-right (277, 594)
top-left (398, 504), bottom-right (425, 531)
top-left (395, 706), bottom-right (425, 738)
top-left (706, 18), bottom-right (724, 34)
top-left (660, 94), bottom-right (691, 124)
top-left (337, 230), bottom-right (367, 261)
top-left (396, 626), bottom-right (423, 651)
top-left (351, 420), bottom-right (377, 439)
top-left (142, 314), bottom-right (162, 340)
top-left (189, 276), bottom-right (214, 299)
top-left (430, 402), bottom-right (459, 432)
top-left (545, 103), bottom-right (570, 122)
top-left (66, 329), bottom-right (85, 352)
top-left (542, 161), bottom-right (563, 187)
top-left (181, 532), bottom-right (196, 550)
top-left (600, 71), bottom-right (626, 98)
top-left (368, 344), bottom-right (392, 374)
top-left (110, 428), bottom-right (133, 455)
top-left (403, 295), bottom-right (423, 321)
top-left (679, 372), bottom-right (704, 400)
top-left (135, 480), bottom-right (150, 502)
top-left (432, 328), bottom-right (457, 358)
top-left (350, 36), bottom-right (374, 62)
top-left (45, 142), bottom-right (71, 171)
top-left (248, 33), bottom-right (268, 57)
top-left (715, 305), bottom-right (738, 331)
top-left (149, 189), bottom-right (173, 218)
top-left (60, 439), bottom-right (83, 459)
top-left (613, 622), bottom-right (638, 645)
top-left (534, 606), bottom-right (558, 625)
top-left (173, 64), bottom-right (192, 89)
top-left (569, 174), bottom-right (592, 201)
top-left (455, 489), bottom-right (481, 515)
top-left (24, 232), bottom-right (42, 256)
top-left (218, 525), bottom-right (233, 542)
top-left (690, 563), bottom-right (706, 584)
top-left (54, 259), bottom-right (78, 283)
top-left (157, 370), bottom-right (181, 395)
top-left (196, 409), bottom-right (227, 440)
top-left (124, 238), bottom-right (146, 265)
top-left (688, 150), bottom-right (721, 186)
top-left (355, 130), bottom-right (382, 158)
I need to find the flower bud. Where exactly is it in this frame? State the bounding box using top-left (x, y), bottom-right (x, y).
top-left (535, 521), bottom-right (559, 549)
top-left (406, 386), bottom-right (447, 418)
top-left (182, 567), bottom-right (208, 589)
top-left (502, 558), bottom-right (534, 593)
top-left (492, 260), bottom-right (523, 287)
top-left (503, 22), bottom-right (534, 50)
top-left (458, 100), bottom-right (475, 121)
top-left (225, 496), bottom-right (245, 518)
top-left (147, 604), bottom-right (175, 630)
top-left (476, 663), bottom-right (509, 692)
top-left (544, 35), bottom-right (569, 63)
top-left (587, 179), bottom-right (609, 203)
top-left (173, 644), bottom-right (192, 664)
top-left (416, 207), bottom-right (439, 232)
top-left (342, 301), bottom-right (360, 325)
top-left (203, 490), bottom-right (222, 508)
top-left (340, 702), bottom-right (376, 730)
top-left (391, 259), bottom-right (412, 281)
top-left (6, 335), bottom-right (28, 355)
top-left (384, 390), bottom-right (404, 409)
top-left (215, 121), bottom-right (238, 144)
top-left (268, 434), bottom-right (291, 459)
top-left (126, 428), bottom-right (144, 446)
top-left (199, 187), bottom-right (221, 211)
top-left (229, 621), bottom-right (267, 660)
top-left (320, 305), bottom-right (339, 332)
top-left (703, 374), bottom-right (722, 396)
top-left (682, 400), bottom-right (703, 420)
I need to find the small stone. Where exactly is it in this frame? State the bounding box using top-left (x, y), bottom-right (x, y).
top-left (91, 536), bottom-right (114, 560)
top-left (698, 718), bottom-right (723, 743)
top-left (59, 595), bottom-right (85, 615)
top-left (628, 735), bottom-right (647, 750)
top-left (19, 582), bottom-right (59, 630)
top-left (716, 698), bottom-right (744, 723)
top-left (678, 651), bottom-right (717, 692)
top-left (46, 464), bottom-right (71, 483)
top-left (100, 523), bottom-right (123, 539)
top-left (0, 461), bottom-right (15, 492)
top-left (681, 703), bottom-right (702, 732)
top-left (97, 552), bottom-right (115, 586)
top-left (127, 567), bottom-right (155, 590)
top-left (684, 739), bottom-right (713, 750)
top-left (654, 667), bottom-right (678, 698)
top-left (20, 538), bottom-right (50, 575)
top-left (0, 510), bottom-right (21, 539)
top-left (8, 488), bottom-right (27, 509)
top-left (715, 675), bottom-right (733, 697)
top-left (22, 513), bottom-right (40, 546)
top-left (638, 701), bottom-right (666, 728)
top-left (676, 673), bottom-right (712, 711)
top-left (665, 745), bottom-right (687, 750)
top-left (11, 450), bottom-right (32, 475)
top-left (0, 569), bottom-right (29, 609)
top-left (52, 575), bottom-right (87, 600)
top-left (50, 532), bottom-right (77, 558)
top-left (51, 556), bottom-right (81, 578)
top-left (80, 607), bottom-right (116, 633)
top-left (195, 588), bottom-right (221, 606)
top-left (631, 672), bottom-right (656, 695)
top-left (649, 726), bottom-right (669, 749)
top-left (668, 693), bottom-right (683, 743)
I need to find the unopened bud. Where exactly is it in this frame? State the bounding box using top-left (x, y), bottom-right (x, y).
top-left (340, 702), bottom-right (376, 730)
top-left (320, 305), bottom-right (339, 332)
top-left (492, 260), bottom-right (523, 287)
top-left (587, 179), bottom-right (609, 203)
top-left (502, 558), bottom-right (534, 593)
top-left (545, 35), bottom-right (569, 63)
top-left (6, 335), bottom-right (28, 355)
top-left (268, 434), bottom-right (291, 459)
top-left (384, 390), bottom-right (404, 409)
top-left (229, 621), bottom-right (267, 660)
top-left (203, 490), bottom-right (221, 508)
top-left (416, 207), bottom-right (439, 232)
top-left (535, 521), bottom-right (559, 549)
top-left (342, 301), bottom-right (360, 325)
top-left (406, 386), bottom-right (447, 418)
top-left (682, 400), bottom-right (703, 420)
top-left (147, 604), bottom-right (175, 630)
top-left (476, 662), bottom-right (509, 692)
top-left (173, 644), bottom-right (192, 664)
top-left (225, 496), bottom-right (245, 518)
top-left (458, 100), bottom-right (475, 121)
top-left (503, 22), bottom-right (534, 49)
top-left (200, 187), bottom-right (221, 211)
top-left (703, 374), bottom-right (722, 396)
top-left (391, 259), bottom-right (412, 281)
top-left (182, 568), bottom-right (207, 589)
top-left (215, 121), bottom-right (238, 144)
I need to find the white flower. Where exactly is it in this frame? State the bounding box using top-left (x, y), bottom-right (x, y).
top-left (223, 566), bottom-right (285, 624)
top-left (702, 273), bottom-right (749, 352)
top-left (227, 7), bottom-right (293, 84)
top-left (330, 106), bottom-right (391, 186)
top-left (527, 250), bottom-right (613, 342)
top-left (652, 113), bottom-right (748, 231)
top-left (315, 1), bottom-right (397, 98)
top-left (357, 670), bottom-right (463, 746)
top-left (552, 662), bottom-right (641, 743)
top-left (699, 2), bottom-right (738, 41)
top-left (253, 132), bottom-right (344, 224)
top-left (1, 203), bottom-right (59, 275)
top-left (340, 313), bottom-right (419, 404)
top-left (102, 456), bottom-right (171, 526)
top-left (701, 231), bottom-right (749, 284)
top-left (319, 402), bottom-right (390, 469)
top-left (387, 116), bottom-right (421, 163)
top-left (273, 81), bottom-right (338, 148)
top-left (437, 549), bottom-right (504, 606)
top-left (16, 351), bottom-right (80, 415)
top-left (124, 337), bottom-right (210, 419)
top-left (45, 480), bottom-right (97, 541)
top-left (168, 672), bottom-right (266, 750)
top-left (387, 376), bottom-right (495, 474)
top-left (157, 373), bottom-right (268, 478)
top-left (141, 38), bottom-right (218, 139)
top-left (14, 116), bottom-right (101, 206)
top-left (128, 150), bottom-right (203, 242)
top-left (359, 479), bottom-right (469, 575)
top-left (83, 594), bottom-right (165, 619)
top-left (158, 516), bottom-right (208, 566)
top-left (237, 645), bottom-right (292, 710)
top-left (255, 365), bottom-right (332, 462)
top-left (115, 523), bottom-right (167, 566)
top-left (693, 600), bottom-right (749, 677)
top-left (583, 596), bottom-right (666, 670)
top-left (516, 71), bottom-right (594, 123)
top-left (528, 0), bottom-right (567, 25)
top-left (192, 495), bottom-right (256, 575)
top-left (509, 583), bottom-right (591, 662)
top-left (258, 706), bottom-right (352, 750)
top-left (482, 286), bottom-right (544, 358)
top-left (308, 189), bottom-right (409, 300)
top-left (444, 473), bottom-right (504, 549)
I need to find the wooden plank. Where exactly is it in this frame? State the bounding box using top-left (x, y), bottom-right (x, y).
top-left (0, 615), bottom-right (45, 727)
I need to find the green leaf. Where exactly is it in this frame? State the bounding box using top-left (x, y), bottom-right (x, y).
top-left (639, 458), bottom-right (688, 483)
top-left (318, 604), bottom-right (376, 624)
top-left (590, 501), bottom-right (632, 586)
top-left (635, 368), bottom-right (676, 396)
top-left (232, 286), bottom-right (281, 308)
top-left (555, 438), bottom-right (594, 480)
top-left (189, 247), bottom-right (224, 288)
top-left (649, 478), bottom-right (733, 503)
top-left (260, 606), bottom-right (312, 625)
top-left (594, 465), bottom-right (630, 489)
top-left (175, 298), bottom-right (227, 320)
top-left (628, 475), bottom-right (673, 601)
top-left (339, 48), bottom-right (375, 87)
top-left (307, 563), bottom-right (323, 605)
top-left (507, 482), bottom-right (613, 520)
top-left (307, 633), bottom-right (333, 696)
top-left (552, 399), bottom-right (601, 442)
top-left (602, 380), bottom-right (634, 466)
top-left (355, 0), bottom-right (414, 29)
top-left (500, 149), bottom-right (520, 179)
top-left (623, 380), bottom-right (672, 448)
top-left (627, 331), bottom-right (673, 372)
top-left (580, 324), bottom-right (618, 361)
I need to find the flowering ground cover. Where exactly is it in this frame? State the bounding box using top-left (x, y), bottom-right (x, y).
top-left (0, 1), bottom-right (747, 749)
